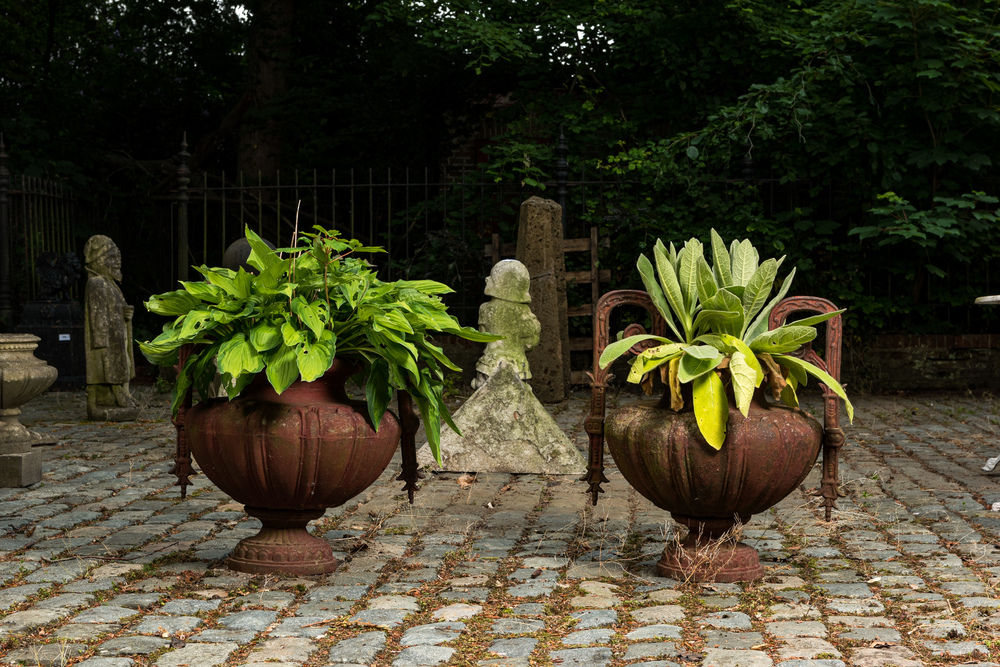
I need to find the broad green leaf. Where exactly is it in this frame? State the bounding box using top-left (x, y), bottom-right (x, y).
top-left (180, 280), bottom-right (223, 303)
top-left (217, 333), bottom-right (265, 377)
top-left (638, 254), bottom-right (682, 340)
top-left (749, 325), bottom-right (817, 354)
top-left (365, 359), bottom-right (392, 432)
top-left (199, 267), bottom-right (241, 297)
top-left (744, 267), bottom-right (797, 343)
top-left (138, 338), bottom-right (180, 366)
top-left (653, 242), bottom-right (688, 335)
top-left (244, 225), bottom-right (279, 271)
top-left (291, 296), bottom-right (325, 339)
top-left (145, 290), bottom-right (202, 316)
top-left (599, 334), bottom-right (676, 369)
top-left (296, 332), bottom-right (336, 382)
top-left (221, 370), bottom-right (255, 401)
top-left (742, 258), bottom-right (778, 323)
top-left (281, 320), bottom-right (306, 347)
top-left (677, 348), bottom-right (723, 382)
top-left (730, 239), bottom-right (759, 286)
top-left (413, 385), bottom-right (443, 466)
top-left (678, 238), bottom-right (703, 314)
top-left (393, 279), bottom-right (454, 294)
top-left (729, 351), bottom-right (757, 417)
top-left (693, 370), bottom-right (728, 450)
top-left (415, 336), bottom-right (461, 372)
top-left (696, 256), bottom-right (718, 303)
top-left (171, 363), bottom-right (194, 416)
top-left (179, 310), bottom-right (216, 340)
top-left (264, 342), bottom-right (300, 395)
top-left (773, 354), bottom-right (854, 422)
top-left (710, 229), bottom-right (732, 286)
top-left (249, 322), bottom-right (282, 352)
top-left (786, 309), bottom-right (846, 327)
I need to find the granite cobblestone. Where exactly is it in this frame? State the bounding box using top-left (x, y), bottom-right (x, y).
top-left (0, 389), bottom-right (999, 667)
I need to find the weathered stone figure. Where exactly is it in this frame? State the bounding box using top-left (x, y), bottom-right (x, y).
top-left (472, 260), bottom-right (541, 389)
top-left (417, 259), bottom-right (586, 474)
top-left (84, 235), bottom-right (139, 421)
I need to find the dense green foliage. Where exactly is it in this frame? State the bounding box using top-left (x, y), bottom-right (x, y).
top-left (374, 0), bottom-right (1000, 333)
top-left (139, 226), bottom-right (497, 462)
top-left (3, 0), bottom-right (998, 335)
top-left (599, 231), bottom-right (851, 449)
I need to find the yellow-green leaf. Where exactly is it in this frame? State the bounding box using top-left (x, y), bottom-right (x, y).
top-left (729, 351), bottom-right (756, 417)
top-left (693, 371), bottom-right (728, 450)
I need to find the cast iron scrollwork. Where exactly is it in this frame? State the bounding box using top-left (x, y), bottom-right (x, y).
top-left (769, 296), bottom-right (846, 521)
top-left (583, 290), bottom-right (667, 504)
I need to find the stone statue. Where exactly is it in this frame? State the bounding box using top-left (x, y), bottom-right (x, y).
top-left (84, 235), bottom-right (139, 421)
top-left (415, 259), bottom-right (586, 475)
top-left (472, 260), bottom-right (541, 389)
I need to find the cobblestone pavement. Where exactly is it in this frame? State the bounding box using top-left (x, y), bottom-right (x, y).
top-left (2, 387), bottom-right (1000, 667)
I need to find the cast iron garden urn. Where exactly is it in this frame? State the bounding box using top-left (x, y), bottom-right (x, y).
top-left (185, 360), bottom-right (401, 575)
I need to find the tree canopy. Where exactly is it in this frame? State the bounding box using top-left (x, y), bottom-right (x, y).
top-left (2, 0), bottom-right (998, 333)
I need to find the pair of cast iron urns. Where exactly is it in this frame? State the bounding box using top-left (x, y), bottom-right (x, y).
top-left (172, 293), bottom-right (845, 583)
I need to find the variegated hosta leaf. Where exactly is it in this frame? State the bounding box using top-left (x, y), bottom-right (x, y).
top-left (729, 351), bottom-right (757, 417)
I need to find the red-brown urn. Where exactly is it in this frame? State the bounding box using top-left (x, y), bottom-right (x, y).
top-left (605, 386), bottom-right (822, 582)
top-left (185, 359), bottom-right (400, 574)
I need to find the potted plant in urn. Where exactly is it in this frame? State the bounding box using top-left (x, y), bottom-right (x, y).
top-left (592, 230), bottom-right (853, 582)
top-left (140, 225), bottom-right (496, 574)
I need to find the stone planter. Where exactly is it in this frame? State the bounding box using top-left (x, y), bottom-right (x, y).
top-left (184, 359), bottom-right (401, 574)
top-left (0, 334), bottom-right (58, 487)
top-left (605, 386), bottom-right (822, 582)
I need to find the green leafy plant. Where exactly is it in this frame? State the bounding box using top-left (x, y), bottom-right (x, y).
top-left (138, 225), bottom-right (498, 463)
top-left (599, 230), bottom-right (853, 449)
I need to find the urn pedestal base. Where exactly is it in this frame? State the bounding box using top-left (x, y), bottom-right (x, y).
top-left (657, 516), bottom-right (763, 583)
top-left (227, 507), bottom-right (338, 575)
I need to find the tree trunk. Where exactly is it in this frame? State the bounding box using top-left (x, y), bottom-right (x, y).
top-left (239, 0), bottom-right (295, 182)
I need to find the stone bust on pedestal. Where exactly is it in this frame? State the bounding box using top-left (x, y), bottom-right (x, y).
top-left (84, 235), bottom-right (139, 421)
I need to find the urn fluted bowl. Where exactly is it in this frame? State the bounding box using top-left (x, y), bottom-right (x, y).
top-left (0, 334), bottom-right (59, 453)
top-left (185, 359), bottom-right (401, 574)
top-left (605, 387), bottom-right (822, 582)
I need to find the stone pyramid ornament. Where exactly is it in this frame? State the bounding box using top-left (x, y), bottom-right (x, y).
top-left (418, 361), bottom-right (586, 474)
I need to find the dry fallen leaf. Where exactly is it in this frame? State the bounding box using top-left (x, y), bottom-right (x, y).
top-left (457, 473), bottom-right (476, 489)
